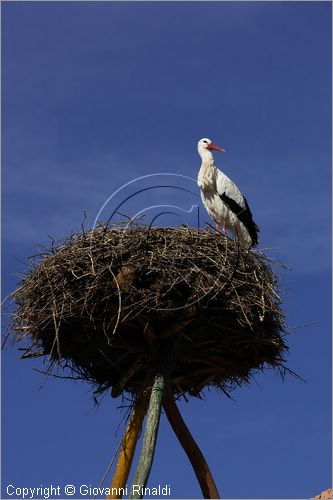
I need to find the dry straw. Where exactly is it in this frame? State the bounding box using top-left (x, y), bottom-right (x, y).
top-left (10, 221), bottom-right (288, 401)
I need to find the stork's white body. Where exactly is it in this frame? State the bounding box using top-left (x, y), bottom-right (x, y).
top-left (197, 138), bottom-right (259, 247)
top-left (198, 161), bottom-right (251, 244)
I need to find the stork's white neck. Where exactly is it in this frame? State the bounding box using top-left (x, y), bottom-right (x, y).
top-left (198, 149), bottom-right (216, 190)
top-left (198, 148), bottom-right (215, 166)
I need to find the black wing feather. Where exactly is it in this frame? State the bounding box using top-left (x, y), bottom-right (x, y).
top-left (220, 192), bottom-right (259, 246)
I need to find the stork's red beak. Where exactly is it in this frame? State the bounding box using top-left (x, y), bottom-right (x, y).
top-left (208, 143), bottom-right (225, 152)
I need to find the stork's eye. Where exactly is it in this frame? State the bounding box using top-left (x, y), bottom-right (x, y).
top-left (202, 140), bottom-right (208, 144)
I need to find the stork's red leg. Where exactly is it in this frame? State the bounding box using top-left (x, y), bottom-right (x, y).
top-left (215, 223), bottom-right (227, 239)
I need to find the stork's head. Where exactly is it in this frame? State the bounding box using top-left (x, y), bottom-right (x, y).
top-left (197, 138), bottom-right (225, 155)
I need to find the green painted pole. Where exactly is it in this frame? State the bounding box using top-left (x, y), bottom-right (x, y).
top-left (129, 374), bottom-right (165, 499)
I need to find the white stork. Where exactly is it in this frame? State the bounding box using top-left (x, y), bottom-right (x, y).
top-left (197, 137), bottom-right (259, 247)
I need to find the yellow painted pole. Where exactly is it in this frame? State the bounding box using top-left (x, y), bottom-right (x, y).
top-left (107, 396), bottom-right (147, 499)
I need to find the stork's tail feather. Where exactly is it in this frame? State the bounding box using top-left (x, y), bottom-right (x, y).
top-left (251, 226), bottom-right (260, 247)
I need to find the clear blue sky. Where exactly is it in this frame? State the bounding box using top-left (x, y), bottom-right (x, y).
top-left (2, 2), bottom-right (331, 499)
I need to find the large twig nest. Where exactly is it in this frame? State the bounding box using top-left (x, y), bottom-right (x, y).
top-left (10, 222), bottom-right (288, 399)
